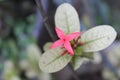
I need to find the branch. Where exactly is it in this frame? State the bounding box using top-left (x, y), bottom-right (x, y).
top-left (68, 64), bottom-right (80, 80)
top-left (35, 0), bottom-right (56, 41)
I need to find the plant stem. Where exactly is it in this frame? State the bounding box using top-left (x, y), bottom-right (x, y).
top-left (35, 0), bottom-right (56, 41)
top-left (35, 0), bottom-right (80, 80)
top-left (68, 64), bottom-right (80, 80)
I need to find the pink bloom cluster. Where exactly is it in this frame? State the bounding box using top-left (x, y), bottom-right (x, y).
top-left (50, 27), bottom-right (81, 56)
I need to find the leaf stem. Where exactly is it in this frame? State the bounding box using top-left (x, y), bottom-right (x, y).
top-left (35, 0), bottom-right (80, 80)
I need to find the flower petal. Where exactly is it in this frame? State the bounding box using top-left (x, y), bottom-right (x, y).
top-left (65, 32), bottom-right (81, 41)
top-left (50, 40), bottom-right (63, 49)
top-left (55, 27), bottom-right (65, 39)
top-left (64, 41), bottom-right (74, 55)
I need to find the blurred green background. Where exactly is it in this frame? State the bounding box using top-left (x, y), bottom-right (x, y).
top-left (0, 0), bottom-right (120, 80)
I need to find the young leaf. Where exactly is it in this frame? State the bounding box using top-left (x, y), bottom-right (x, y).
top-left (39, 47), bottom-right (72, 73)
top-left (71, 56), bottom-right (89, 70)
top-left (55, 3), bottom-right (80, 34)
top-left (43, 42), bottom-right (52, 51)
top-left (93, 52), bottom-right (102, 64)
top-left (79, 25), bottom-right (117, 52)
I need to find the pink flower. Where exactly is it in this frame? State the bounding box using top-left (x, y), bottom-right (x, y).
top-left (50, 27), bottom-right (81, 56)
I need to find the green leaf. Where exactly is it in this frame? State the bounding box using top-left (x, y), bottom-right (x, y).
top-left (79, 25), bottom-right (117, 52)
top-left (43, 42), bottom-right (52, 52)
top-left (26, 44), bottom-right (41, 60)
top-left (5, 15), bottom-right (15, 27)
top-left (71, 56), bottom-right (89, 70)
top-left (7, 40), bottom-right (19, 60)
top-left (4, 60), bottom-right (20, 80)
top-left (72, 48), bottom-right (93, 70)
top-left (27, 14), bottom-right (35, 24)
top-left (55, 3), bottom-right (80, 34)
top-left (26, 44), bottom-right (41, 71)
top-left (75, 47), bottom-right (94, 59)
top-left (39, 47), bottom-right (72, 73)
top-left (14, 22), bottom-right (26, 36)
